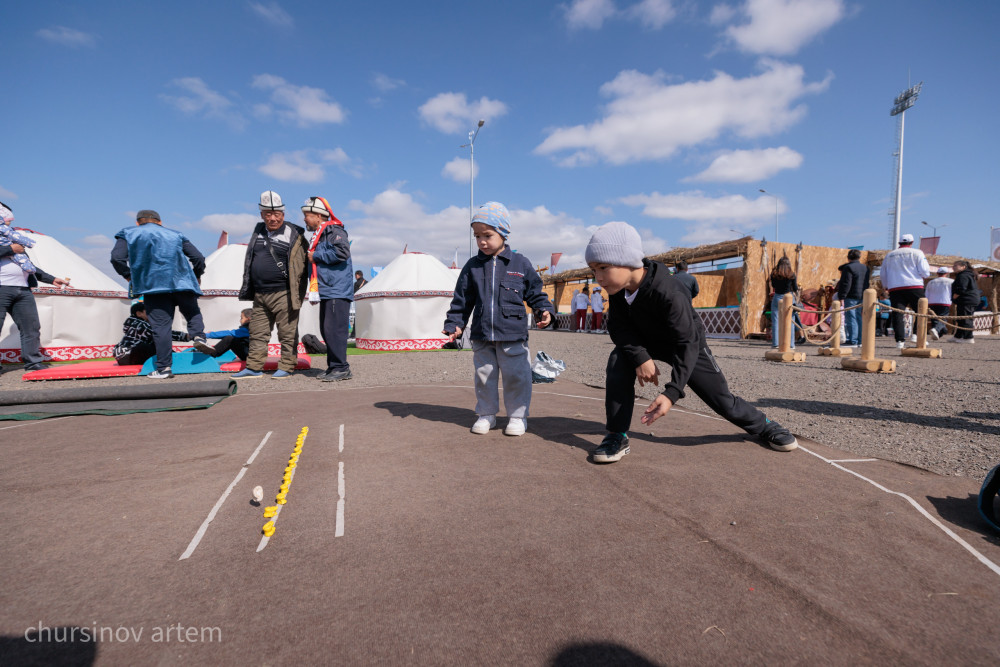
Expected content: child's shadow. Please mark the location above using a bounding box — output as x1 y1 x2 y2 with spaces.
373 401 739 455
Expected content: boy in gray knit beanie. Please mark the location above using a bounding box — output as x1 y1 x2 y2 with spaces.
584 222 798 463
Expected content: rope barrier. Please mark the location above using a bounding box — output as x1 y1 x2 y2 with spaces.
789 302 864 316
880 304 999 332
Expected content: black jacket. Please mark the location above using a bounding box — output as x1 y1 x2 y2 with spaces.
835 260 870 301
951 269 981 303
672 270 699 300
608 259 705 405
0 245 58 287
238 222 310 308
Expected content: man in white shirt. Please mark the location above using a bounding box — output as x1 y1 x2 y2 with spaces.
0 201 71 371
880 233 930 349
924 267 953 341
590 285 605 332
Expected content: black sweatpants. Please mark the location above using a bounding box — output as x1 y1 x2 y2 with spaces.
212 335 250 361
605 345 768 436
954 299 978 340
889 287 925 343
144 291 205 372
320 297 351 373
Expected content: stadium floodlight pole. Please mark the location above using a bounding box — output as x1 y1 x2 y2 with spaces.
461 119 486 258
889 81 923 249
758 189 779 243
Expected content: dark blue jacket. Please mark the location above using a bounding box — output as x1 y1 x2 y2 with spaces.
444 246 553 342
111 223 204 295
311 223 354 300
835 260 870 301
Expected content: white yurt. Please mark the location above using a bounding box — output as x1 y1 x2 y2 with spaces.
198 243 321 353
354 252 458 350
0 228 131 362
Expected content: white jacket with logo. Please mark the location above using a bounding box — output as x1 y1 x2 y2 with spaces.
925 277 953 305
881 247 930 291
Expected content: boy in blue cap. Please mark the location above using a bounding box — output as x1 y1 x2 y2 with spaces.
585 222 798 463
443 202 554 436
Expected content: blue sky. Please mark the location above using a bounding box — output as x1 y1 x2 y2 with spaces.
3 0 999 283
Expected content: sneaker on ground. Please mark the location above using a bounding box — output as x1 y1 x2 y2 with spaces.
471 415 496 434
321 369 353 382
909 333 918 342
192 336 215 355
928 329 939 341
592 432 630 463
759 421 798 452
148 367 173 379
896 341 906 349
231 368 263 378
271 369 292 379
505 417 526 436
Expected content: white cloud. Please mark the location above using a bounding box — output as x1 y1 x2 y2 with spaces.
161 78 247 130
594 205 613 216
372 73 405 92
564 0 617 30
722 0 846 56
258 148 356 183
191 213 261 240
252 74 347 127
709 4 738 25
343 187 667 271
0 185 17 201
36 26 96 48
621 190 786 244
627 0 677 29
535 60 831 166
248 2 294 27
685 146 803 183
418 93 508 134
442 157 477 183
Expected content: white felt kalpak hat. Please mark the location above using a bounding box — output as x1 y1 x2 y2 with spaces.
259 190 285 211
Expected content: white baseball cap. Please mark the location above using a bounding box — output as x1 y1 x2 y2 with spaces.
899 233 914 244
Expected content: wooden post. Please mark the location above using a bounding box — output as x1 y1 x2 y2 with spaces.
765 293 805 362
818 299 852 356
902 296 942 358
842 289 896 372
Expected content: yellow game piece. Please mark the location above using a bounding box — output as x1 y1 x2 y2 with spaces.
263 507 276 518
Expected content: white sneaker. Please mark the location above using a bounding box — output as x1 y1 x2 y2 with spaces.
504 417 526 436
148 367 173 379
909 334 918 342
896 341 906 349
929 329 939 341
471 415 496 434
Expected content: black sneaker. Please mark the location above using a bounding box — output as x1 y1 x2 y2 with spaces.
759 421 798 452
321 368 353 382
23 363 51 372
592 432 630 463
192 336 215 355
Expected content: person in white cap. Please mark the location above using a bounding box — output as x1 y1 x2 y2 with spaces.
880 233 930 349
301 195 354 381
924 267 953 340
233 191 310 378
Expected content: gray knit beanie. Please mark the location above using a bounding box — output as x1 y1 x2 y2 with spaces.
585 222 645 268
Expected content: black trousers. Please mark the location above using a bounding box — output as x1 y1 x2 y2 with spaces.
144 291 205 372
888 288 925 342
929 304 950 337
320 298 351 372
605 345 767 436
212 335 249 361
116 341 155 366
954 299 978 339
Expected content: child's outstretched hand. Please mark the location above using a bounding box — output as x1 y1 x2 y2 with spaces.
641 395 673 425
635 359 659 387
443 326 462 342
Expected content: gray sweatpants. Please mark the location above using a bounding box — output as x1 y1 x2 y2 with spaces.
472 340 532 419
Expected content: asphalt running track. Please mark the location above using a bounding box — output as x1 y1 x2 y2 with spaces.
1 381 998 665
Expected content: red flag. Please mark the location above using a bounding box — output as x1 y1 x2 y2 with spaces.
550 252 562 271
918 236 939 256
217 231 228 248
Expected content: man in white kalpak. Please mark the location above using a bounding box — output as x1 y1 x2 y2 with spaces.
880 233 931 349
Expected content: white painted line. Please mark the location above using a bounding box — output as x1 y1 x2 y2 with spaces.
180 431 272 560
339 423 344 453
336 461 345 538
799 444 1000 578
0 416 69 430
828 458 879 463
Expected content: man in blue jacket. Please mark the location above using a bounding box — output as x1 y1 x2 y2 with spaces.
302 196 354 381
111 210 212 378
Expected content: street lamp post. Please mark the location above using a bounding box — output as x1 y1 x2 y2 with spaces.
921 220 946 238
461 119 485 257
758 189 779 243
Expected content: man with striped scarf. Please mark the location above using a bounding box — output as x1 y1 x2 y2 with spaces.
302 196 354 382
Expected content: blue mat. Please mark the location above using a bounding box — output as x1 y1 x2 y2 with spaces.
139 349 236 376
